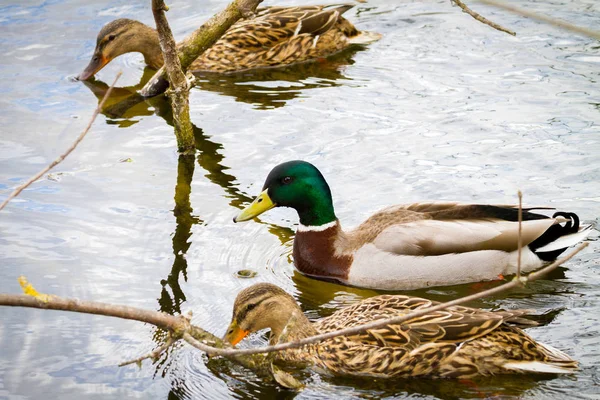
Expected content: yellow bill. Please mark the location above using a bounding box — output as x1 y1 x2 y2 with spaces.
234 189 275 222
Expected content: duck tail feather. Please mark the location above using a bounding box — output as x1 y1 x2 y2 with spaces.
503 361 577 374
535 224 592 253
347 30 382 45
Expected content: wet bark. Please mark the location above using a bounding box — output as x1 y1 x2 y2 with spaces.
151 0 195 152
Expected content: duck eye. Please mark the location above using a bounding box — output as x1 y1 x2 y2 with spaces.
246 303 257 312
281 176 292 185
108 34 116 41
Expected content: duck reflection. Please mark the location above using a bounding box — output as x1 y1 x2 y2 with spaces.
80 68 165 126
158 154 199 316
81 47 358 113
193 47 359 110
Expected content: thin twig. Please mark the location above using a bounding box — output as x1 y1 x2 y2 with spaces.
178 243 589 358
119 335 177 367
0 72 123 212
517 190 523 279
452 0 516 36
477 0 600 40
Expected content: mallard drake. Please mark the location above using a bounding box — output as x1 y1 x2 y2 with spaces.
224 283 578 378
78 5 381 80
233 161 591 290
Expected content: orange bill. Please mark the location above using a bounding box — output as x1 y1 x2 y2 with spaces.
224 321 250 346
78 53 109 81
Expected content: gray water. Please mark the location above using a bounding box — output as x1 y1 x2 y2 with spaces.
1 0 599 399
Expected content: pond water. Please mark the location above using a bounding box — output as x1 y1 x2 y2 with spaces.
1 0 599 399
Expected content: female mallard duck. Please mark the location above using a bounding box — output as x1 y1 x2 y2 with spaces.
78 5 381 80
233 161 591 290
225 283 578 378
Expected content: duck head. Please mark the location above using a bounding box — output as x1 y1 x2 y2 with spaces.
234 160 337 227
78 19 162 80
224 283 306 345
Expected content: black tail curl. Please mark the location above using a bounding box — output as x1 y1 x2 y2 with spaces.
529 212 580 262
552 212 580 234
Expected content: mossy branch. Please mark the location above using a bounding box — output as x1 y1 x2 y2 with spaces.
140 0 263 98
151 0 195 152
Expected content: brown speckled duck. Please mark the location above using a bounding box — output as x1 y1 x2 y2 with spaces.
78 5 381 80
224 283 578 379
233 161 592 290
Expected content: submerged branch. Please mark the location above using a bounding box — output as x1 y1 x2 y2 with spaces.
119 334 177 367
0 72 122 212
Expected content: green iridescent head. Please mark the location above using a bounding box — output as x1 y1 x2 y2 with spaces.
234 160 337 226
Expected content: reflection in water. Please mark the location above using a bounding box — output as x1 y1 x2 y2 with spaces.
82 47 358 113
81 68 165 126
193 48 359 110
159 154 199 316
327 373 551 399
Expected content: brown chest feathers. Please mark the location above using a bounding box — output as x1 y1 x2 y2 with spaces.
293 223 353 282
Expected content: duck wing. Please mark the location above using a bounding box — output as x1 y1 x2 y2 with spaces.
224 5 353 50
317 295 534 349
353 202 569 256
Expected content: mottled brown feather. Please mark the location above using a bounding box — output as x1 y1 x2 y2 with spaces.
223 285 578 379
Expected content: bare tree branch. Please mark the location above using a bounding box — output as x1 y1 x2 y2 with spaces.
119 334 177 367
517 190 523 279
452 0 516 36
477 0 600 40
0 72 122 212
151 0 195 152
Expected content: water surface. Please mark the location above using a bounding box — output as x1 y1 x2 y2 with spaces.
1 0 599 399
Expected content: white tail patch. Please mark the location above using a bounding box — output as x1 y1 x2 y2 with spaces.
536 225 593 253
503 361 576 374
347 31 382 45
